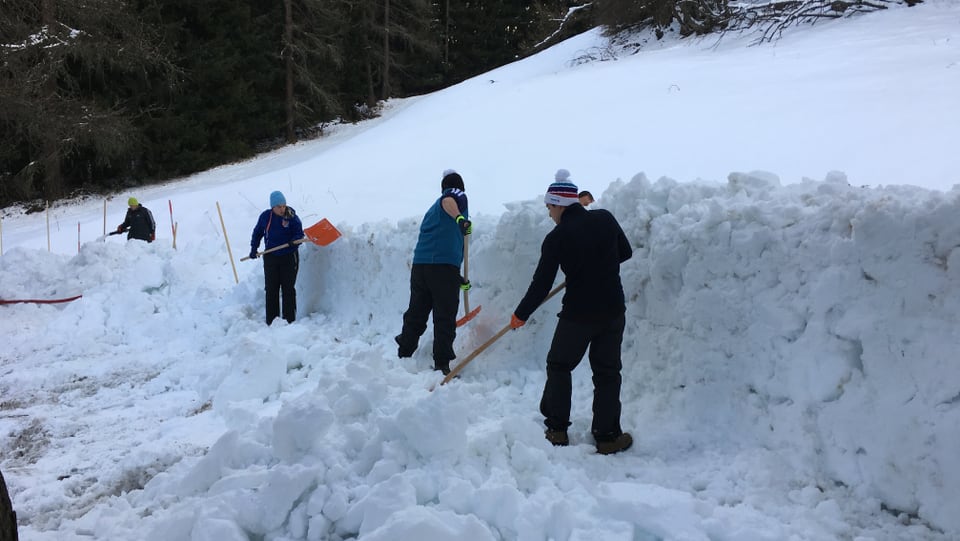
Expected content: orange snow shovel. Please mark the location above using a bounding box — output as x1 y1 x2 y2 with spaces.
304 218 341 246
456 235 481 327
241 218 341 261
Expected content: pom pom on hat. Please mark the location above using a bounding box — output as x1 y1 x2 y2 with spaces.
128 197 139 206
544 169 579 206
270 191 286 207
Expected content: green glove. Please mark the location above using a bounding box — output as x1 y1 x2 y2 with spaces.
456 215 472 236
460 277 471 292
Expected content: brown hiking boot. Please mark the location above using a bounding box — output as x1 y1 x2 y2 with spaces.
596 432 632 455
545 429 569 447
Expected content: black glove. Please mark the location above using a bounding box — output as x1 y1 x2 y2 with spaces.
456 215 472 236
249 249 258 259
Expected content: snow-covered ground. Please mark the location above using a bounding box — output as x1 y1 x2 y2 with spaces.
2 3 959 540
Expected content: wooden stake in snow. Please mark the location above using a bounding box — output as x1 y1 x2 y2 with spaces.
216 201 239 284
46 201 51 252
103 199 107 236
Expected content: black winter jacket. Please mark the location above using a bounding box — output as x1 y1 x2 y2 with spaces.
119 206 156 242
515 204 632 323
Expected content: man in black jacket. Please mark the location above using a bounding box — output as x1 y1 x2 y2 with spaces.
511 169 633 455
116 197 156 242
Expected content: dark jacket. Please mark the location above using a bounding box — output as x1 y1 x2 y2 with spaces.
515 204 632 322
251 207 305 256
119 206 156 242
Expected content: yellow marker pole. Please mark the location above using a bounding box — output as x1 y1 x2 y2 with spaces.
216 201 239 284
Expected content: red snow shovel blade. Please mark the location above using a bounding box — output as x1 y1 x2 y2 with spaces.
456 305 481 327
304 218 341 246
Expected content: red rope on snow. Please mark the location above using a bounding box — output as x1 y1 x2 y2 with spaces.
0 295 82 305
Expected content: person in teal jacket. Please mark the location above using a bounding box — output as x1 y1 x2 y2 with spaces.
395 169 471 375
249 191 305 325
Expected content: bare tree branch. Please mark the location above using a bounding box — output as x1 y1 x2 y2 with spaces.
728 0 896 44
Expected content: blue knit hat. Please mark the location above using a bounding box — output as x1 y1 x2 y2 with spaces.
270 191 286 207
544 169 579 206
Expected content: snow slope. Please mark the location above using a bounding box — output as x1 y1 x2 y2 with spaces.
2 3 959 540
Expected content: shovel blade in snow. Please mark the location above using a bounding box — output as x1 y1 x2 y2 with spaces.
456 305 481 327
304 218 341 246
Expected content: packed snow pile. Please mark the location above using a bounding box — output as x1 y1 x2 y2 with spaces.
2 171 958 540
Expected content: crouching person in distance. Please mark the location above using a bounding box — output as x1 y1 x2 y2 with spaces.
116 197 156 242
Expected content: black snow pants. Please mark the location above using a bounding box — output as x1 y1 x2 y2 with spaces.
397 263 461 366
264 251 299 325
540 314 626 441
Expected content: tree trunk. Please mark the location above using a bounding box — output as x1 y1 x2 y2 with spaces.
40 0 63 199
284 0 296 143
0 468 17 541
365 59 376 106
444 0 449 68
382 0 390 99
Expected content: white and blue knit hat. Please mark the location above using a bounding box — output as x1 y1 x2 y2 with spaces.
544 169 579 206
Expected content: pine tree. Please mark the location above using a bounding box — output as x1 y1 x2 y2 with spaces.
282 0 344 142
0 0 172 203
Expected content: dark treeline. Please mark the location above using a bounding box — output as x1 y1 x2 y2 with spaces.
0 0 903 209
0 0 595 208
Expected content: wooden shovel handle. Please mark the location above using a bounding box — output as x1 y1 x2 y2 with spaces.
441 324 511 385
440 281 566 386
463 236 471 313
240 238 304 261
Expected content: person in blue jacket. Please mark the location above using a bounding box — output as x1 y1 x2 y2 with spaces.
249 191 305 325
395 169 472 375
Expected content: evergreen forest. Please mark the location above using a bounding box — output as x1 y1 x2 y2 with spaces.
0 0 903 208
